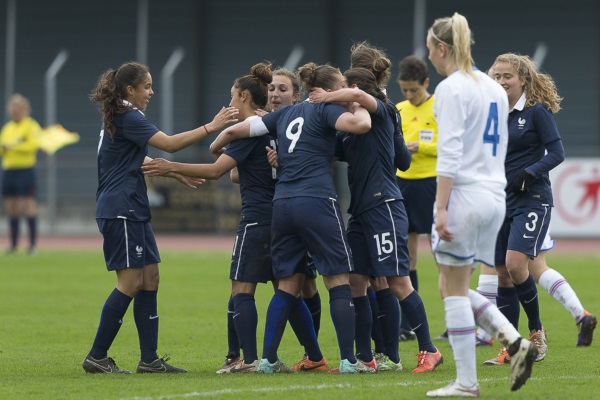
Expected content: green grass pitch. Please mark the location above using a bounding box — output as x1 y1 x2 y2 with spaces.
0 248 599 399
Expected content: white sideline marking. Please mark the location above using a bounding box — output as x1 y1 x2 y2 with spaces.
119 376 600 400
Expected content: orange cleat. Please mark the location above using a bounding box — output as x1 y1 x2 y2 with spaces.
411 348 443 373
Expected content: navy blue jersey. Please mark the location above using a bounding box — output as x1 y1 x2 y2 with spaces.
506 103 561 209
262 101 346 201
96 108 158 220
224 135 276 223
335 98 402 215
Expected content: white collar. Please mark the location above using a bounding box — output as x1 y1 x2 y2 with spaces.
512 92 526 112
121 99 145 115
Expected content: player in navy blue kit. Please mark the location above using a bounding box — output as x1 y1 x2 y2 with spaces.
83 61 238 374
142 63 325 374
348 41 411 359
483 53 592 366
310 67 442 374
210 62 374 373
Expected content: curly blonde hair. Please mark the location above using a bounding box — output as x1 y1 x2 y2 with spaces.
493 53 562 113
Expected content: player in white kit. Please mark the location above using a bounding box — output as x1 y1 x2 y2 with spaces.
425 13 538 398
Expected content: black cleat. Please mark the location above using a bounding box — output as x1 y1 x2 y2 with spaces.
507 338 538 391
137 356 188 373
82 354 132 374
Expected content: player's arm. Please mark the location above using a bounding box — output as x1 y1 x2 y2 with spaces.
310 87 378 113
142 154 237 180
148 106 239 153
335 107 371 134
435 175 454 242
394 130 412 171
143 156 205 188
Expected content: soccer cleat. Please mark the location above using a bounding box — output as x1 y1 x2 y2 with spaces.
483 348 510 365
291 355 329 372
216 353 241 374
229 359 259 373
426 380 481 398
434 330 448 341
576 311 597 347
529 327 548 361
374 353 403 371
334 359 377 373
137 356 188 373
506 337 538 391
475 336 494 347
356 355 378 371
82 354 132 374
257 358 295 374
399 328 417 341
412 348 443 373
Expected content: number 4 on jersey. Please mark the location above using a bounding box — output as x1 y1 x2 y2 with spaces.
483 102 499 156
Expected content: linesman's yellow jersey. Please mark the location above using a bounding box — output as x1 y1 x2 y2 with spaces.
0 116 41 170
395 95 437 179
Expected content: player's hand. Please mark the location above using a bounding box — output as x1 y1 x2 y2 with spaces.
170 173 205 189
206 106 239 133
255 108 270 117
308 87 328 104
141 158 172 176
510 169 535 192
407 142 419 154
266 146 278 168
435 208 453 242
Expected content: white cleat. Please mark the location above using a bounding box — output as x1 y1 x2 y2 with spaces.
426 381 480 397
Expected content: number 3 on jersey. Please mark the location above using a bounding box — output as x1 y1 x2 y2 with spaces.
482 102 499 156
286 117 304 153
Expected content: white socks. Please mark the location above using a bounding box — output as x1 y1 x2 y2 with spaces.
468 289 520 348
475 274 498 341
538 268 585 322
444 296 477 388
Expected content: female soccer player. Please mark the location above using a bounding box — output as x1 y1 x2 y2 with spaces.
0 94 41 255
143 63 327 374
425 13 538 397
348 41 412 364
310 67 443 374
210 62 374 373
483 53 596 365
83 61 238 374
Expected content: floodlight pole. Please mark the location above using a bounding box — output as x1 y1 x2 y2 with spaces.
159 47 185 160
44 49 69 231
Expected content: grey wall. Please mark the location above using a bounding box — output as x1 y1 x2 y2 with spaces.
0 0 598 232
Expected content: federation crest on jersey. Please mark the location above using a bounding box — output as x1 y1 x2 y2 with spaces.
518 118 526 129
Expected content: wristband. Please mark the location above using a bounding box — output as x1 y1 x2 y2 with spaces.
203 125 210 135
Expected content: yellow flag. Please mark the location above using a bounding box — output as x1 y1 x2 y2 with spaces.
38 124 80 154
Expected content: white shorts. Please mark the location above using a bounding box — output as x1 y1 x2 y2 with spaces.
432 187 505 267
541 232 554 252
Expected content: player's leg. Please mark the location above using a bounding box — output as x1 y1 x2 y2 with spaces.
532 249 597 346
83 218 142 374
399 232 420 341
22 168 37 253
134 223 186 373
2 170 20 252
475 264 498 345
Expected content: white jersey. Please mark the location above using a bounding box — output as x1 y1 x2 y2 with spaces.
434 69 508 195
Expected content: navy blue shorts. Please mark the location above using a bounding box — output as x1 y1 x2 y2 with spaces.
1 168 36 197
97 218 161 271
305 253 318 280
230 221 273 283
396 177 435 234
271 197 353 279
347 200 410 278
494 205 551 265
